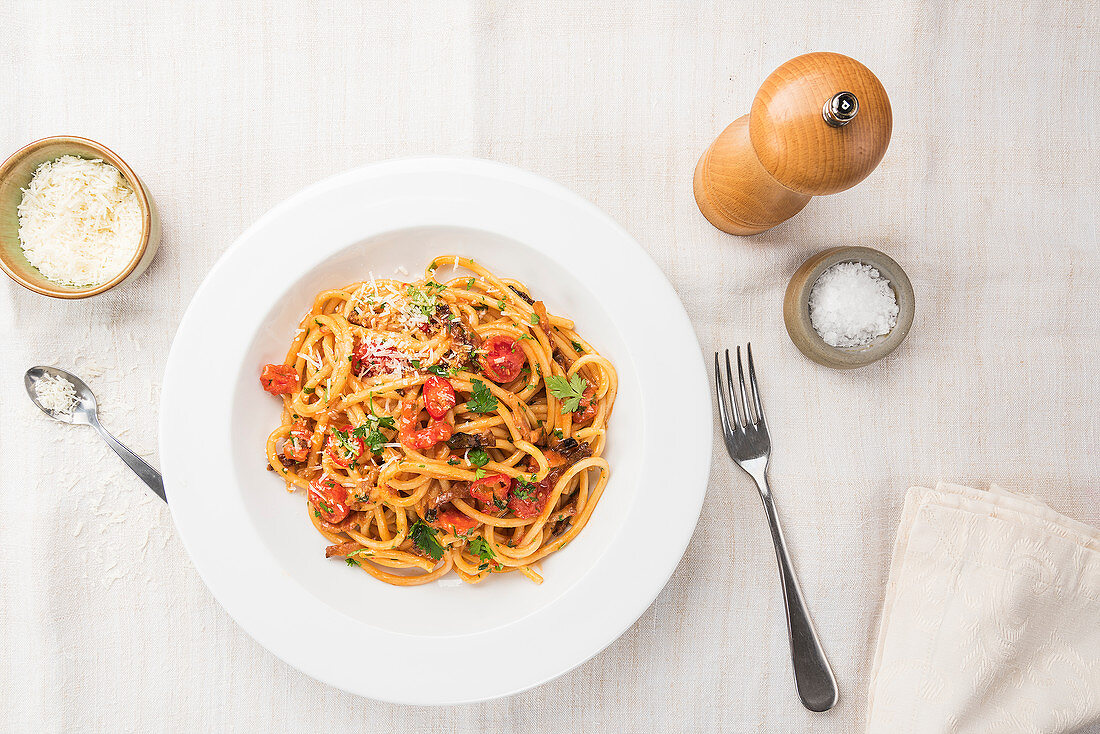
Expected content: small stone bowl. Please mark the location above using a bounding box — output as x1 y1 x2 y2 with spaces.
783 246 914 369
0 135 160 299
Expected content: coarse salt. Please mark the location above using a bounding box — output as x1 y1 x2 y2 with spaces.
808 261 898 348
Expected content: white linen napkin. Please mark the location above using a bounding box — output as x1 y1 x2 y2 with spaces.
866 483 1100 734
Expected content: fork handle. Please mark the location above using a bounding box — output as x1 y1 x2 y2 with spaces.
756 477 838 712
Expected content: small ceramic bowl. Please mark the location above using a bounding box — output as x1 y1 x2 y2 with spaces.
0 136 160 298
783 246 914 369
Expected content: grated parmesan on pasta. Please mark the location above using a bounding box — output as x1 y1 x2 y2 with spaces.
17 155 142 286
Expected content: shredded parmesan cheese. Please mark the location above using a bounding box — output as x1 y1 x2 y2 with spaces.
17 155 142 286
33 373 80 416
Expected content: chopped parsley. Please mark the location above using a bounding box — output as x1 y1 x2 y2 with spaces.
530 313 540 325
427 364 453 377
468 448 489 467
546 374 588 413
466 379 498 413
571 340 584 353
409 520 444 560
447 457 459 466
346 557 360 567
513 481 538 501
497 299 506 311
406 283 445 317
303 387 315 395
351 414 396 455
331 427 362 458
410 359 421 368
474 468 487 479
465 278 475 290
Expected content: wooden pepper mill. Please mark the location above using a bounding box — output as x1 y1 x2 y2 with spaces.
694 52 892 236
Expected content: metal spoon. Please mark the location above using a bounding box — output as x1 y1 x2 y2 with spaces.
24 366 166 502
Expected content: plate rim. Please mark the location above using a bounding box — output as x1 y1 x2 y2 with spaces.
160 157 712 704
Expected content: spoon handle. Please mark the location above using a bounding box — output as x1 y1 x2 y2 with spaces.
91 416 166 503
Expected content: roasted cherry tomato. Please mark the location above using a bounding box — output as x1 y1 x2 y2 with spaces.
480 334 525 383
432 508 479 534
284 419 312 462
423 376 457 418
469 473 513 509
260 363 299 395
351 339 406 377
309 476 349 524
574 384 597 423
398 405 454 451
509 479 551 519
325 425 365 468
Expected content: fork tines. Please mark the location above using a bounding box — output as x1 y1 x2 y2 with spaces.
714 344 766 431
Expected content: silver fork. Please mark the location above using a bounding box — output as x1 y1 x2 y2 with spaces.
714 345 838 712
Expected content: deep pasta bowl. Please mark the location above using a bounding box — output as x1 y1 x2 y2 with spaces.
160 158 712 704
0 135 160 298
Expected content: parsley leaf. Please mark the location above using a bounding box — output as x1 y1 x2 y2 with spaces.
351 414 396 455
530 313 540 325
468 536 495 562
466 379 498 413
474 468 487 479
468 448 489 467
427 365 452 377
409 520 444 560
465 278 475 290
410 359 421 368
346 557 360 567
546 374 588 413
571 340 584 353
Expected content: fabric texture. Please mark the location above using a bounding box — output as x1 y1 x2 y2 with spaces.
867 484 1100 733
0 1 1097 732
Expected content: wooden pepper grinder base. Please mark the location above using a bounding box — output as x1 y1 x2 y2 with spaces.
695 52 892 236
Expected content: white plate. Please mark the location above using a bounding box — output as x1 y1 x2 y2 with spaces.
160 158 711 704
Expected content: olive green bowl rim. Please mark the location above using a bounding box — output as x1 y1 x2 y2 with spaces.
0 135 154 299
783 246 915 369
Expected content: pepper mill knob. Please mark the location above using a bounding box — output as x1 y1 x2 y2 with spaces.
694 52 892 235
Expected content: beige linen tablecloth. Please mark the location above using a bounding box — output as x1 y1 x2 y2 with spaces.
1 2 1097 732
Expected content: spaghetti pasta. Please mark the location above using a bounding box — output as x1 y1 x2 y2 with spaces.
261 256 616 586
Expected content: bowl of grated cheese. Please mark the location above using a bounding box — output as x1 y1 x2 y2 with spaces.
0 136 160 298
